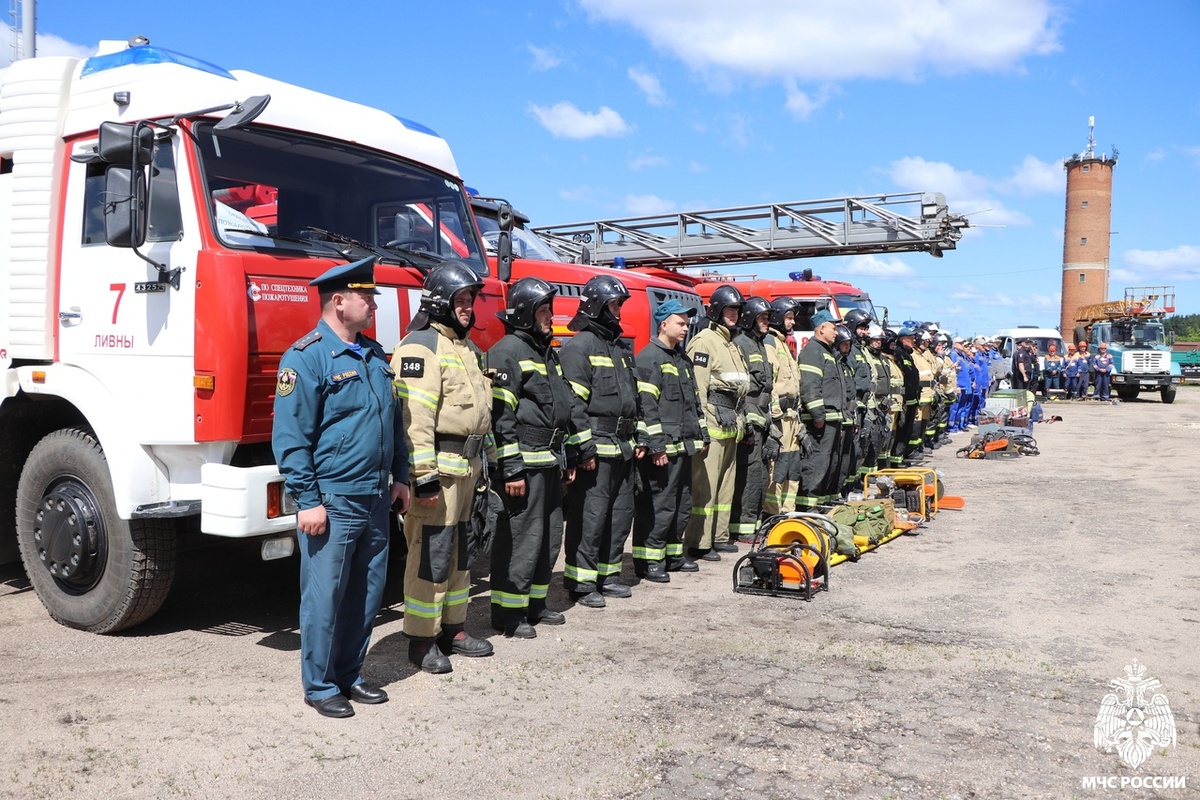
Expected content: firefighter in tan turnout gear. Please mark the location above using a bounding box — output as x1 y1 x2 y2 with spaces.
684 285 749 561
392 263 495 674
763 296 804 517
560 276 642 608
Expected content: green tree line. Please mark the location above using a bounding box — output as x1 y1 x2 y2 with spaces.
1163 314 1200 341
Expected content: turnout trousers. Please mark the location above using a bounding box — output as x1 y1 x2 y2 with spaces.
402 462 481 641
730 427 767 541
895 402 917 463
564 456 634 593
632 453 692 572
491 466 564 622
685 437 737 550
882 409 903 467
798 421 837 508
764 416 801 516
298 491 390 701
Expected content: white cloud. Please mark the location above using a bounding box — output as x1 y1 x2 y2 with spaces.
578 0 1060 83
1005 155 1063 195
528 101 632 139
687 160 708 173
559 185 603 204
1 27 95 67
628 152 668 170
528 44 563 71
839 254 916 281
628 66 667 106
886 156 1032 227
625 193 675 215
1145 147 1167 163
1121 245 1200 280
783 82 837 121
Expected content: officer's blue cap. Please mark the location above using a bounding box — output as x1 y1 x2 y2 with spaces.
898 325 916 336
309 255 380 295
653 298 697 328
811 309 839 327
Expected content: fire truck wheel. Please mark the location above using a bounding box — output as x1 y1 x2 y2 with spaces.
1116 387 1139 402
1161 386 1176 404
15 427 177 633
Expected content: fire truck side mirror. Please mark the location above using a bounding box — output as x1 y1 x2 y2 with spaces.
103 166 148 249
98 121 154 167
495 202 514 283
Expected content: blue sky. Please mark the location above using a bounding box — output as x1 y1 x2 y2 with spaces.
6 0 1199 336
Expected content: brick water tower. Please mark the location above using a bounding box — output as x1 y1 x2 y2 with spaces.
1060 117 1117 338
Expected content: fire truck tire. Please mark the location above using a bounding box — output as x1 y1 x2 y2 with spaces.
15 427 177 633
1160 386 1176 404
1116 387 1139 402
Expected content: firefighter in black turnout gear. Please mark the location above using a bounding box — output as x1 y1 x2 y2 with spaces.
892 327 923 465
832 324 859 499
730 296 773 543
840 308 874 495
560 276 643 608
797 310 844 507
632 299 707 581
488 278 577 638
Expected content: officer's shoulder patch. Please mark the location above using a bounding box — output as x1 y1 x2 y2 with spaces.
398 356 425 378
692 351 710 367
276 367 298 397
292 330 322 351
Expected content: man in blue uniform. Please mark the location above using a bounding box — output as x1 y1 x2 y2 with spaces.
272 256 410 719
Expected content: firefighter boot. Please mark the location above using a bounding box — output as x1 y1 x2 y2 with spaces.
527 603 566 626
491 608 537 639
636 562 671 583
408 639 452 675
438 625 494 658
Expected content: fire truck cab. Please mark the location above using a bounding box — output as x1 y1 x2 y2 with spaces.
0 40 506 632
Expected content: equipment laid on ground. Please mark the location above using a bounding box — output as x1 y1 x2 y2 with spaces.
956 431 1039 459
1074 286 1183 403
733 512 834 600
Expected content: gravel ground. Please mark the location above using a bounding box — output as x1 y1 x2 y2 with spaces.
1 390 1197 799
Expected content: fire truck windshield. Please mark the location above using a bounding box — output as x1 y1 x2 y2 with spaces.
833 293 877 321
476 215 564 262
194 122 488 275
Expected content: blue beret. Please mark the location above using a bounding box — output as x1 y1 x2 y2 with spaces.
653 298 698 328
310 255 380 294
810 309 839 327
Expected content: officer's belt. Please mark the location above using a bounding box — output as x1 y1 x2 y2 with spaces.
516 424 565 450
708 391 745 412
436 433 485 458
589 415 637 437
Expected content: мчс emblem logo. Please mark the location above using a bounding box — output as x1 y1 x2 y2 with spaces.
1093 659 1177 769
276 367 298 398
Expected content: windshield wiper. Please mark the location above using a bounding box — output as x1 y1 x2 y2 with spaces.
304 226 437 272
222 228 353 258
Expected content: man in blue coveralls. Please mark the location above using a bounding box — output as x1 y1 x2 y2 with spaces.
272 256 410 719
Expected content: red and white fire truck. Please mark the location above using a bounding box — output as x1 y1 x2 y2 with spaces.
0 39 512 632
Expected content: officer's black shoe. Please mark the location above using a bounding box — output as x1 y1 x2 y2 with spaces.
306 695 355 718
438 627 494 658
409 640 453 674
572 590 606 608
344 683 388 704
712 542 739 553
667 557 699 573
528 607 566 625
599 582 632 598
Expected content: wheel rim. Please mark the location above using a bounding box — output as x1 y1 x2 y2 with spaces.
31 477 108 593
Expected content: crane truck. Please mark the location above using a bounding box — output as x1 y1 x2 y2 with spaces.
1074 286 1183 403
